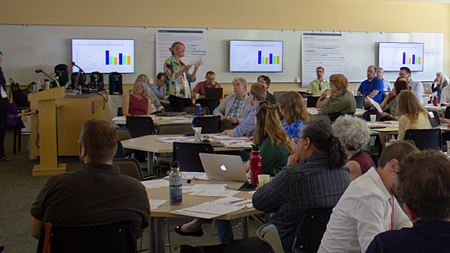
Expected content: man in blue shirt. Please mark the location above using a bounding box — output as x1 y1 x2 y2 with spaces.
357 65 384 107
150 72 165 100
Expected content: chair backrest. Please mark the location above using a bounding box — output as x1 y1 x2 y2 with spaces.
157 123 194 135
307 96 320 108
116 127 132 141
126 116 155 138
183 106 209 115
168 95 194 112
445 106 450 119
117 107 123 116
354 96 364 109
273 91 286 104
196 98 220 114
309 114 330 123
173 142 214 172
37 221 136 253
204 88 223 99
292 207 333 253
403 129 442 151
113 157 144 181
257 224 284 253
193 116 221 134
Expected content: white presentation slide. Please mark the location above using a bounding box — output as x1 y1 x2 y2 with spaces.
230 40 283 72
379 42 424 72
72 39 135 73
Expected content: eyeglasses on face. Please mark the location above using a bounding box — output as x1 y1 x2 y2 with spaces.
76 140 82 146
135 84 144 88
293 136 304 144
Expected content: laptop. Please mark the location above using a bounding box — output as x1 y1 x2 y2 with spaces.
428 110 441 128
205 88 223 99
423 83 433 95
199 153 248 182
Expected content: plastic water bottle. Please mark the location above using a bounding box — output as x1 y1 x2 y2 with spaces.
169 160 182 205
250 145 262 185
195 103 201 116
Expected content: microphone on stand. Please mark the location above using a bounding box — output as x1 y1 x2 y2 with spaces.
35 69 52 79
72 62 86 92
35 69 60 88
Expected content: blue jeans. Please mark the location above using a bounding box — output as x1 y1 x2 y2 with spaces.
196 218 234 244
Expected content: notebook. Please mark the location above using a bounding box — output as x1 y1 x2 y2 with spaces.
205 88 223 99
199 153 248 182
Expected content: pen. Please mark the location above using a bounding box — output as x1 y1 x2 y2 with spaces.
229 199 246 204
225 186 237 190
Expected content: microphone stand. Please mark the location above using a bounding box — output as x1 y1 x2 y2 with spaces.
35 69 60 88
72 62 85 92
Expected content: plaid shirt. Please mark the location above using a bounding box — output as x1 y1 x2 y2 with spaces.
253 153 351 252
227 96 245 119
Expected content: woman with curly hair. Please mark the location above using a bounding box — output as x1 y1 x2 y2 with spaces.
396 90 431 140
279 91 309 151
332 115 375 180
244 101 293 176
319 74 356 115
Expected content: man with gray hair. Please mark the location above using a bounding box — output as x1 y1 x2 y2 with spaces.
213 77 252 131
377 67 392 92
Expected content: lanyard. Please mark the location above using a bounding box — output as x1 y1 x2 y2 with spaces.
390 196 394 230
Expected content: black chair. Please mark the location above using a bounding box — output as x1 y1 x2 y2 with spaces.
354 96 364 109
403 129 442 151
292 207 333 253
117 107 123 116
173 142 214 172
37 221 137 253
445 106 450 119
327 112 354 122
183 106 209 115
126 116 156 138
306 96 320 108
168 95 194 112
157 124 194 135
193 116 221 134
113 157 145 181
195 98 220 115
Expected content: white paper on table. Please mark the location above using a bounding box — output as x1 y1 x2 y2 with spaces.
141 179 169 189
171 202 245 219
212 197 253 208
149 199 167 210
220 140 252 148
367 97 383 113
189 184 227 191
112 116 126 122
189 190 239 197
156 136 191 144
182 184 195 192
208 134 248 140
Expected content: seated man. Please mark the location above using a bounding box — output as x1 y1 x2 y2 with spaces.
222 83 265 137
377 67 392 92
308 66 330 96
441 84 450 105
318 141 417 253
367 150 450 253
193 71 222 99
253 120 351 252
399 66 424 104
30 119 151 239
150 72 166 100
357 65 384 107
213 77 252 131
257 75 276 104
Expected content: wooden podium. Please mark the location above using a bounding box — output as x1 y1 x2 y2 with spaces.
28 87 67 176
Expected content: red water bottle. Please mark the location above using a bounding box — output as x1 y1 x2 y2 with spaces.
250 145 262 184
433 96 438 106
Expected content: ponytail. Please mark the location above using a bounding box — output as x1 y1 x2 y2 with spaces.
327 136 347 168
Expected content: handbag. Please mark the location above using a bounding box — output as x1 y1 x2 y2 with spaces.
10 78 30 108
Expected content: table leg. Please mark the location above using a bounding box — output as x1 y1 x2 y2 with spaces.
149 217 165 253
241 216 249 238
147 151 154 173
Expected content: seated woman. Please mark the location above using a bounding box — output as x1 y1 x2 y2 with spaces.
332 115 375 180
319 74 356 116
279 91 309 153
244 101 293 176
379 80 409 121
121 78 152 116
432 71 449 104
395 90 431 141
136 74 165 113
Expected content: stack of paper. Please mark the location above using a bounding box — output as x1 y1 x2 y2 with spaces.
156 136 191 144
141 179 169 189
171 202 246 219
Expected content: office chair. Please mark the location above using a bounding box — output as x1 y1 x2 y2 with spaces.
183 106 209 115
37 221 137 253
173 142 214 172
306 96 320 108
193 116 221 134
292 207 333 253
168 95 194 112
403 129 442 151
309 114 330 123
113 158 145 181
224 224 280 253
195 98 220 115
126 116 156 138
157 123 194 135
116 127 133 157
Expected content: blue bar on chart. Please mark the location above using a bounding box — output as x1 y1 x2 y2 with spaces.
402 52 405 64
269 54 273 64
119 53 123 65
412 54 415 64
106 50 110 65
258 51 262 64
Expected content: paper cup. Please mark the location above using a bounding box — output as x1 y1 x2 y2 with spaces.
370 114 376 122
194 127 202 143
258 174 270 187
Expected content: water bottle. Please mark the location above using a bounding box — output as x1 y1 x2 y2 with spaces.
44 79 50 90
195 103 201 116
250 144 262 185
169 160 182 205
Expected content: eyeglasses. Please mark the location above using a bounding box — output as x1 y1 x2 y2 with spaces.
258 80 267 84
135 84 144 88
293 136 304 144
76 140 82 146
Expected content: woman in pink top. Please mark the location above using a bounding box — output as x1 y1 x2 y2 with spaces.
122 78 152 116
332 115 375 180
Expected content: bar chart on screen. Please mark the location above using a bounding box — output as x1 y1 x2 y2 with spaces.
378 42 424 72
229 40 283 72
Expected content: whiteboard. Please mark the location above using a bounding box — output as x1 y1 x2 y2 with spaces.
0 25 442 87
